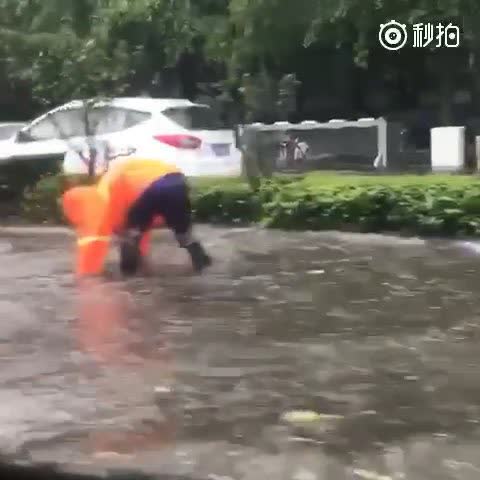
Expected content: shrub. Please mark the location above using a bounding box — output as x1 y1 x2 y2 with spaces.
0 156 63 202
12 172 480 237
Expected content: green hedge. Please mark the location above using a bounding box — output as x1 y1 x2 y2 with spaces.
15 173 480 237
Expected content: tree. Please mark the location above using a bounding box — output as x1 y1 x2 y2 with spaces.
105 0 198 94
303 0 480 122
0 0 132 176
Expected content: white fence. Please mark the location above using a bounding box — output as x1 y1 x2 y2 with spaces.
237 118 446 174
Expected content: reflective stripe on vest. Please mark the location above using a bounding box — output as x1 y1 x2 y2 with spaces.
77 236 110 247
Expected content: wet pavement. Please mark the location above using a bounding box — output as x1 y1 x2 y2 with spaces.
1 226 480 479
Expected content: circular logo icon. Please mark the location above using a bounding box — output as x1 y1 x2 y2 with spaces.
379 20 408 51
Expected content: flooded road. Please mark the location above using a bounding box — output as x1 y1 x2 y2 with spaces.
1 226 480 479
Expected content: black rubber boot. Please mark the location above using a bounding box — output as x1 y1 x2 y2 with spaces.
119 230 142 275
185 242 212 273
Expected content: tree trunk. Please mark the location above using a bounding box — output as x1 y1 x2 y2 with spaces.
83 102 96 178
469 50 480 112
433 49 458 126
439 72 453 126
87 148 97 178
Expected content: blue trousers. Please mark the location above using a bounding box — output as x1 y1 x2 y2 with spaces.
126 173 191 238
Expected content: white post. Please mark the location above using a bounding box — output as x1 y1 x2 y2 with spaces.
430 126 465 172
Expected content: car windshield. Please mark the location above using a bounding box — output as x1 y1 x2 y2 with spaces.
162 106 224 130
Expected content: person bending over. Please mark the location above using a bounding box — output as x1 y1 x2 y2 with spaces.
62 157 211 277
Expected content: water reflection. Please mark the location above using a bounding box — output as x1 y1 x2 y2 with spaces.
74 278 178 456
75 280 131 364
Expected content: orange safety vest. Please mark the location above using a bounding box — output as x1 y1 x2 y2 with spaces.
62 158 181 276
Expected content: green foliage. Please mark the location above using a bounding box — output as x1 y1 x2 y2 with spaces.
1 0 479 124
221 0 316 71
106 0 197 74
30 36 130 106
0 156 63 202
0 2 129 106
239 71 300 122
265 176 480 236
21 174 67 223
14 172 480 237
191 183 262 224
0 0 196 107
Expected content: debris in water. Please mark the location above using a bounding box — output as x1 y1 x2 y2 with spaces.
208 475 234 480
307 269 325 275
153 385 175 413
292 467 317 480
281 410 343 424
353 469 393 480
93 451 132 460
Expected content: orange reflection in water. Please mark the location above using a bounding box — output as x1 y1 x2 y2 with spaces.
88 419 177 456
75 279 133 364
74 278 178 456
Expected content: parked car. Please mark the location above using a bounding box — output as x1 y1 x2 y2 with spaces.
0 98 242 180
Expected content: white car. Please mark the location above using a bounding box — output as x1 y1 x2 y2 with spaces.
0 97 242 177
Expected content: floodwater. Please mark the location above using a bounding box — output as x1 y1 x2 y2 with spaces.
1 226 480 479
